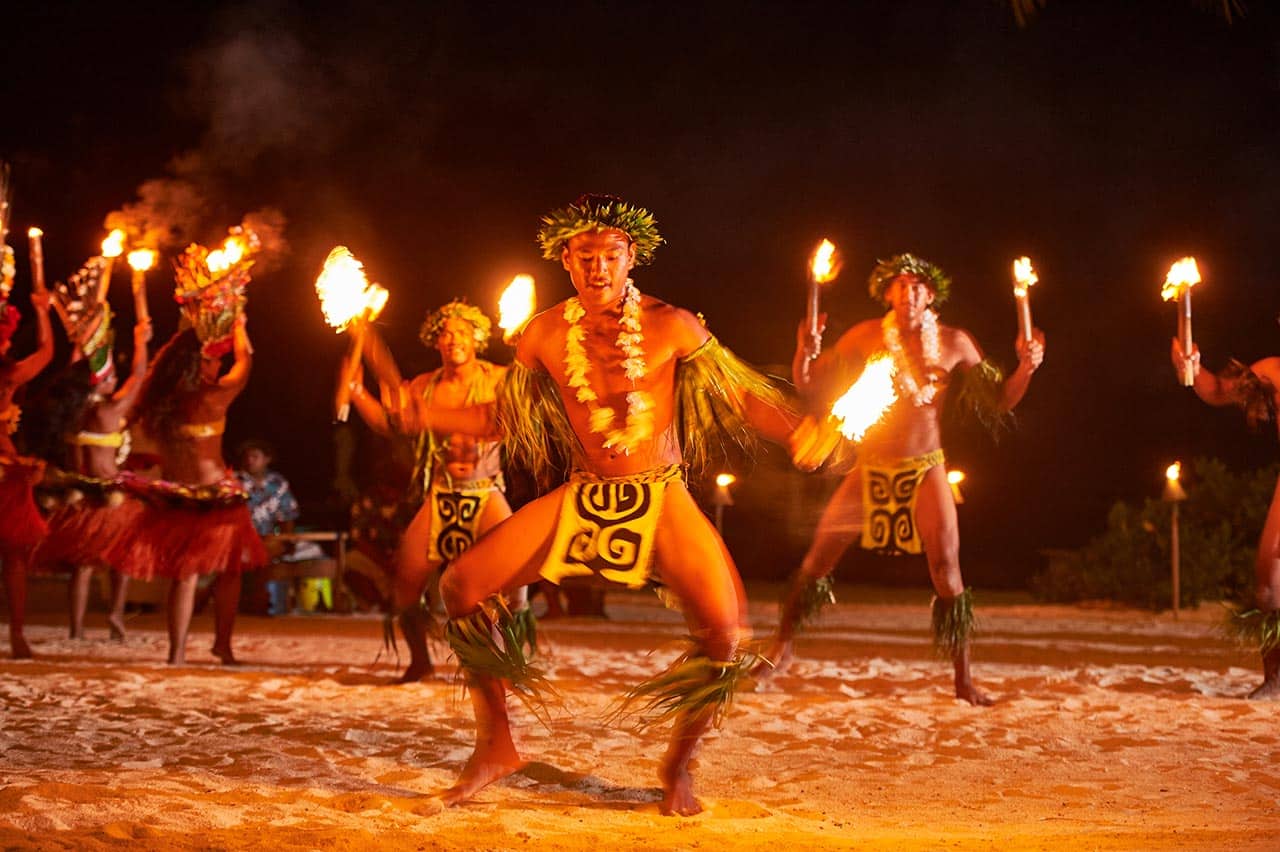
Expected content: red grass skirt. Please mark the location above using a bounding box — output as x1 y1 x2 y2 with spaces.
107 473 269 581
0 454 47 553
34 494 145 572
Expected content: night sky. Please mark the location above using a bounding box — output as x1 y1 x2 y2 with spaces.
4 1 1279 584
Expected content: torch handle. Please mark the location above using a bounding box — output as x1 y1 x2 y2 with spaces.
334 316 369 422
1178 289 1194 387
131 269 150 325
28 233 46 295
1016 293 1033 344
97 258 114 304
806 278 820 343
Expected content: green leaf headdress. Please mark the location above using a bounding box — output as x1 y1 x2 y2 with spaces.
868 253 952 307
418 299 492 353
537 194 664 266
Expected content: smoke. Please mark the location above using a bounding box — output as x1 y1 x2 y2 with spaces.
102 174 207 251
241 207 288 273
104 7 328 262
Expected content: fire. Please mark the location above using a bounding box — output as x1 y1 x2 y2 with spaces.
206 235 249 275
830 354 898 441
498 274 536 341
947 470 966 485
315 246 388 331
810 238 840 284
101 229 126 258
1013 256 1038 297
1166 461 1182 483
127 249 157 272
27 227 42 238
715 473 736 488
1161 257 1201 301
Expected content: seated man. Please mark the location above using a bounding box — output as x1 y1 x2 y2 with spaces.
235 439 301 614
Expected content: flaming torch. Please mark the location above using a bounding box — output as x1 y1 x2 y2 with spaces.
498 274 536 344
1162 257 1200 387
315 246 389 422
27 227 46 295
1012 256 1038 344
830 354 898 441
127 249 156 324
792 353 898 471
98 228 125 303
807 238 841 343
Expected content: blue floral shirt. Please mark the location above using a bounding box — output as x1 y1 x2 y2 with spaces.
235 470 300 536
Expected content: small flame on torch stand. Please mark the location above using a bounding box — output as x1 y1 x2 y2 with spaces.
98 229 125 303
127 249 156 324
807 238 841 344
712 472 736 534
315 247 389 422
947 469 966 504
1012 256 1038 344
1162 257 1200 388
27 227 47 295
1163 461 1187 616
498 274 536 344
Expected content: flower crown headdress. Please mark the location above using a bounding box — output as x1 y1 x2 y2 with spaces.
537 194 663 266
174 225 260 357
52 257 116 384
868 253 952 307
419 299 492 352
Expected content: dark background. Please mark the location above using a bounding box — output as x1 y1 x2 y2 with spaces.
3 0 1278 586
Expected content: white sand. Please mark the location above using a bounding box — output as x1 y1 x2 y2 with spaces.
2 586 1277 850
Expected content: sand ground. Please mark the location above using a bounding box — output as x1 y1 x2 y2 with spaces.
2 584 1277 850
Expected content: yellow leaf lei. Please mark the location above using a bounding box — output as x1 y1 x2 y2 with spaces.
563 281 655 454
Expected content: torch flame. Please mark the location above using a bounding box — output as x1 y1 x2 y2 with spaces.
498 274 536 341
206 235 249 275
1161 257 1201 301
830 354 898 441
1166 461 1182 483
27 227 42 238
127 249 157 272
101 229 125 258
947 470 966 485
315 246 389 331
1013 256 1038 297
810 238 840 284
715 473 736 488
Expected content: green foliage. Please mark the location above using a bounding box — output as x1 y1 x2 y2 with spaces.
610 646 761 732
931 588 976 658
867 253 952 307
1031 458 1277 610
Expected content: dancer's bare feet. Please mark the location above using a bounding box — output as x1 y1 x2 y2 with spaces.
438 742 525 806
10 634 32 659
107 613 126 642
1246 676 1280 700
167 647 186 665
211 643 239 665
394 661 435 684
955 679 995 706
659 759 703 816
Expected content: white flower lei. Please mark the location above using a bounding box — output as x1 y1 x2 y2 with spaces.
563 280 655 454
881 308 941 406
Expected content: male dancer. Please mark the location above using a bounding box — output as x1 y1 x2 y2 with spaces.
398 195 795 815
350 300 518 682
1173 337 1280 699
760 253 1044 705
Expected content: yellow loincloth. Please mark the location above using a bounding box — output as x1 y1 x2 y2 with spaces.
427 474 501 563
860 449 946 555
541 465 681 589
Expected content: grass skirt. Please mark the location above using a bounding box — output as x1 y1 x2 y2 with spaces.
0 454 47 553
34 486 144 572
107 473 268 580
